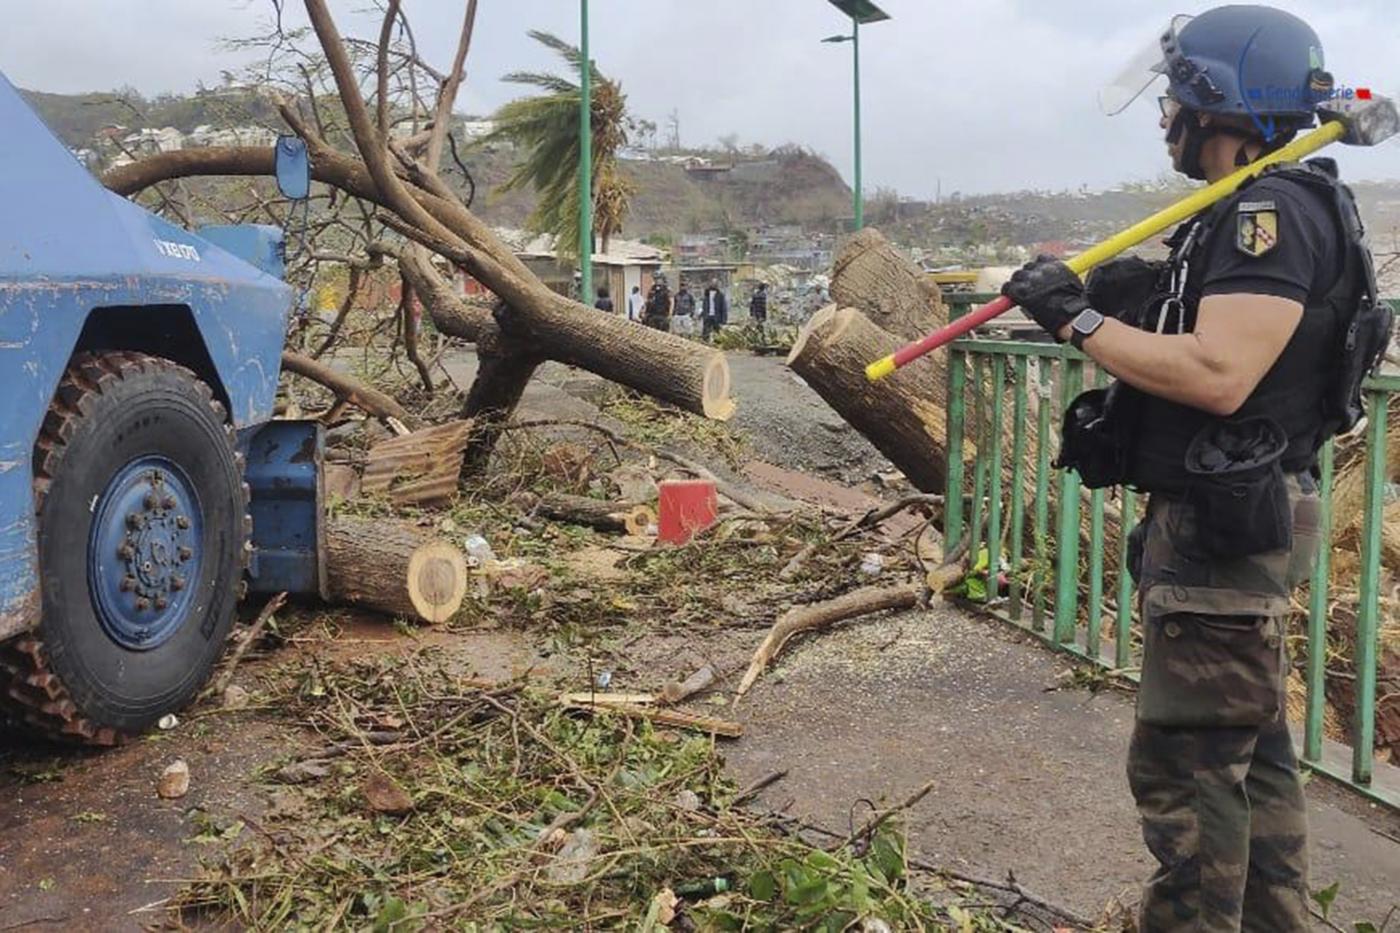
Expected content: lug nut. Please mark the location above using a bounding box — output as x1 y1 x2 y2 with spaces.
154 597 168 610
134 598 150 611
119 575 137 592
117 543 135 561
170 576 186 592
143 493 159 511
126 513 143 529
176 515 190 530
178 546 192 562
161 496 176 510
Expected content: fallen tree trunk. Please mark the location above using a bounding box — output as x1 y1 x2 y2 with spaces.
531 492 656 535
392 227 734 421
788 306 949 493
104 112 735 423
325 515 468 623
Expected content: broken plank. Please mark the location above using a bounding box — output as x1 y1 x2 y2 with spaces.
361 419 474 507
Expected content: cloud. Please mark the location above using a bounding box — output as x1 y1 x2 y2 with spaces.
3 0 1396 195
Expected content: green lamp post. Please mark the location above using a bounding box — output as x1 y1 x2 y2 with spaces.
822 0 890 231
578 0 593 302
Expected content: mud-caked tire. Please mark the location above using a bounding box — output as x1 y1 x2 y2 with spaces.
0 352 248 742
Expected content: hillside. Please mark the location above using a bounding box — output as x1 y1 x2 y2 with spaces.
21 86 281 142
22 86 1398 277
439 144 852 240
22 86 853 244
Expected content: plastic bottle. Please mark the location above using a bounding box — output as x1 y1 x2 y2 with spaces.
674 877 731 898
464 534 496 567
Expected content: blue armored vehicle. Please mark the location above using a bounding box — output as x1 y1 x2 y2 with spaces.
0 74 317 743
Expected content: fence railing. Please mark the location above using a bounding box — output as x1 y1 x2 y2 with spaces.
942 293 1400 809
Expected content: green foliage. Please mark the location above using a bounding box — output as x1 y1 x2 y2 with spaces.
1313 880 1340 920
172 650 1010 930
480 30 632 260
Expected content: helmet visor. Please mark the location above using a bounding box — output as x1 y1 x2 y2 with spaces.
1098 14 1193 116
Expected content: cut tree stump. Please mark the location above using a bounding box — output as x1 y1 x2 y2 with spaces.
788 306 950 493
325 515 468 622
830 227 946 341
361 419 474 507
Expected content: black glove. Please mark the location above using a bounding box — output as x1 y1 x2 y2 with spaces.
1085 256 1166 322
1001 254 1089 342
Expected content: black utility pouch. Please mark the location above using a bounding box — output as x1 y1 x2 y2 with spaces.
1184 417 1292 558
1055 383 1139 489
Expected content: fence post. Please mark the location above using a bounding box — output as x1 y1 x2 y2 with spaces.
1353 390 1387 786
944 348 966 564
1008 356 1029 619
987 356 1005 602
1304 439 1334 765
1053 354 1083 645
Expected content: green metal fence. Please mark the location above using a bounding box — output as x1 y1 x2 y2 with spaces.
942 293 1400 809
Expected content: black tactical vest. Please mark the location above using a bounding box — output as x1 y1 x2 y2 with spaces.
1123 160 1376 493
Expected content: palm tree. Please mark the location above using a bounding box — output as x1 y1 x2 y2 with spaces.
482 30 633 260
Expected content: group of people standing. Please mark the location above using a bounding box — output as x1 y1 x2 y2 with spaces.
594 275 768 342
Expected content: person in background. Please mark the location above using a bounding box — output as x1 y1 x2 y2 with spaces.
700 280 728 341
672 283 696 337
643 272 673 331
749 282 769 326
626 285 643 323
594 285 614 313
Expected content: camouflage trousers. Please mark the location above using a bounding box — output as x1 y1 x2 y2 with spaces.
1127 481 1320 931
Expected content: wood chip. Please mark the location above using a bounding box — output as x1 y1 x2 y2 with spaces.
157 759 190 799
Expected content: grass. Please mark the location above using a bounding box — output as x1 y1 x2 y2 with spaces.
171 650 1031 931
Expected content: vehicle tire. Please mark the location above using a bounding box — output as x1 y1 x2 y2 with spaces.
0 352 248 742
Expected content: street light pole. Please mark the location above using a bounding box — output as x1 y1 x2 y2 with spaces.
578 0 593 302
852 17 862 230
822 0 888 232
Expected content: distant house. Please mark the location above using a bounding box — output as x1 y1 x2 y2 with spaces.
459 120 496 140
467 229 665 304
187 124 277 148
122 126 185 153
675 234 728 263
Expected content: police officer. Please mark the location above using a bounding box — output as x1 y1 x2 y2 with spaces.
643 271 673 332
1002 7 1381 930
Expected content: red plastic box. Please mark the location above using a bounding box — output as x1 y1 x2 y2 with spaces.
657 479 718 544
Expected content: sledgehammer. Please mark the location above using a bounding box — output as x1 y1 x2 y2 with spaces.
864 94 1400 382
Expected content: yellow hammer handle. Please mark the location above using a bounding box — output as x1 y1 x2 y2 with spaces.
1064 119 1346 276
863 118 1347 383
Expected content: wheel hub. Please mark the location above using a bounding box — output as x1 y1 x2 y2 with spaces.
89 456 203 651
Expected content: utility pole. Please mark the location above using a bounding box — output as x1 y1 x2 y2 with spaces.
578 0 593 302
852 17 862 229
821 1 889 232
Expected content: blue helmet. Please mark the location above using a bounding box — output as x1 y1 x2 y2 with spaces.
1165 5 1326 125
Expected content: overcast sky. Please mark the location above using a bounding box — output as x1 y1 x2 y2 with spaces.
3 1 1398 197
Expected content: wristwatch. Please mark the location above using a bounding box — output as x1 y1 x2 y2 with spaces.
1068 308 1106 350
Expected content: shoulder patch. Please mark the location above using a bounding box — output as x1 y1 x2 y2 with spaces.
1236 208 1279 257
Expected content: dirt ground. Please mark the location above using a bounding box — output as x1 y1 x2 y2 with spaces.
3 350 1399 930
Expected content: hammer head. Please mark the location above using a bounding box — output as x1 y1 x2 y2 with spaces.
1318 93 1399 146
